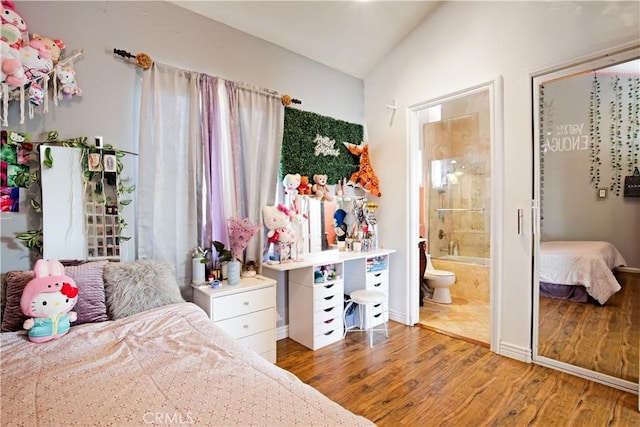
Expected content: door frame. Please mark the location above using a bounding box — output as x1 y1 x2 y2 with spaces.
407 77 504 354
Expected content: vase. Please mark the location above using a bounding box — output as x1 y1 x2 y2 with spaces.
227 260 241 286
192 256 205 284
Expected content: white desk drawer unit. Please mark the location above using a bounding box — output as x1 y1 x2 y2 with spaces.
344 255 390 329
288 262 344 350
192 276 276 363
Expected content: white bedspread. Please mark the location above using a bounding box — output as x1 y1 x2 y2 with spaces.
539 241 627 304
1 303 373 426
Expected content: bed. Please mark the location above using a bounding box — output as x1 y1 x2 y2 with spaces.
539 241 627 304
0 260 373 426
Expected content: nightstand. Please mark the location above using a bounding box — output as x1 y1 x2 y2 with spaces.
192 275 276 363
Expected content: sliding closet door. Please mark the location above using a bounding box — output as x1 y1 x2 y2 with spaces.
532 43 640 398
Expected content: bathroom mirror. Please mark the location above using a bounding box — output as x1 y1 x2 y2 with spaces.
533 48 639 392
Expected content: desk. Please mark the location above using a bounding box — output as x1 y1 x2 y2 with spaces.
262 248 395 350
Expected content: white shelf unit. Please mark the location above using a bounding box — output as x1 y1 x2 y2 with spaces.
288 262 344 350
85 181 120 260
343 254 390 329
192 276 277 363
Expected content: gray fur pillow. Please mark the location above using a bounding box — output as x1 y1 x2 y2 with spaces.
103 260 185 320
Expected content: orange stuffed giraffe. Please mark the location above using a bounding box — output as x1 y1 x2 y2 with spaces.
343 142 382 197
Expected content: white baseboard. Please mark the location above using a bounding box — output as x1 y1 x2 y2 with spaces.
388 309 409 325
498 341 532 363
276 325 289 341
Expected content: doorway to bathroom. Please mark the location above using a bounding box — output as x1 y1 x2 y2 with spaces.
410 80 502 349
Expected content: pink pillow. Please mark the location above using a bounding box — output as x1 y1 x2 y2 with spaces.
1 261 109 332
65 261 109 324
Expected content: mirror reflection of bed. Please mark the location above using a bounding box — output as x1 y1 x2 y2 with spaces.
537 240 638 382
535 54 640 388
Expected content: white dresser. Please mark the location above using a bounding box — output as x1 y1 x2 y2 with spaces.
288 262 344 350
192 276 277 363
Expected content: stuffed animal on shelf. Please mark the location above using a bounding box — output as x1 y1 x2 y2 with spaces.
56 64 82 100
312 174 334 202
333 208 348 242
282 173 301 197
297 175 312 195
31 33 65 65
262 204 297 263
1 0 28 49
20 259 79 343
343 142 382 197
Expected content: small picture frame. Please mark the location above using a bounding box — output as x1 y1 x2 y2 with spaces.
88 153 102 171
103 154 117 172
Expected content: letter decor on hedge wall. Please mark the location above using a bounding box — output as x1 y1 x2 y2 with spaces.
281 107 363 184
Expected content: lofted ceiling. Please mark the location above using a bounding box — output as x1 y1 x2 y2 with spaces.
168 1 440 79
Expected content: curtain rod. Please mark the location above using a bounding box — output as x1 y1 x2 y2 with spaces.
112 47 302 106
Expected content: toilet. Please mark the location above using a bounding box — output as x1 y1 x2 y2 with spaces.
423 254 456 304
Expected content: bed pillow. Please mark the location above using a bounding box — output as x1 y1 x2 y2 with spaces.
65 261 109 324
103 260 185 320
1 270 33 332
0 261 110 332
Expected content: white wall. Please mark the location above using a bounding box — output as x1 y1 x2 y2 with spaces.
1 1 363 276
365 1 639 360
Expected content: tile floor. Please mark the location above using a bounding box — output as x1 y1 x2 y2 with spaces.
419 295 490 346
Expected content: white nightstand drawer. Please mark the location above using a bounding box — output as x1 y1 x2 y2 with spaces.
215 308 275 339
237 328 276 355
211 287 275 321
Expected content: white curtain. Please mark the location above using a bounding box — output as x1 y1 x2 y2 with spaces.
234 84 285 267
137 63 201 299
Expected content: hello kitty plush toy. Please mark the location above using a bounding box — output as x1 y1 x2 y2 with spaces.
19 39 53 105
20 259 79 343
56 64 82 100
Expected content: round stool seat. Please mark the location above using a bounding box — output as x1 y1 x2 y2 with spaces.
344 289 389 348
350 289 385 305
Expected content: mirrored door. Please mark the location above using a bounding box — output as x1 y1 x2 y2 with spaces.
532 44 640 395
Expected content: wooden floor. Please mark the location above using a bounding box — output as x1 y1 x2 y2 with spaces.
538 271 639 383
277 322 639 426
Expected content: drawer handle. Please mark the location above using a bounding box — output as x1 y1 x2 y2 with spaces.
324 330 335 336
243 324 250 329
324 318 334 324
324 307 334 313
373 282 381 287
374 303 381 308
324 295 334 301
374 273 382 277
243 301 250 306
324 284 334 289
374 313 382 319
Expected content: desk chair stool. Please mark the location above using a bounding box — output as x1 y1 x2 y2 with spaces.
343 289 389 347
